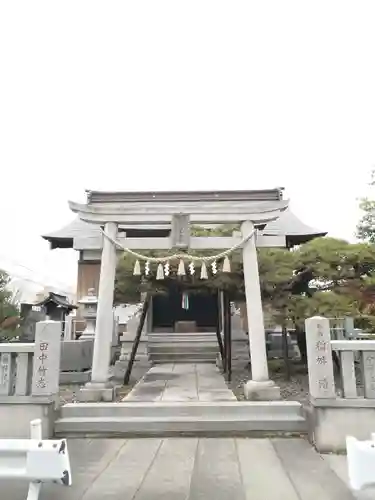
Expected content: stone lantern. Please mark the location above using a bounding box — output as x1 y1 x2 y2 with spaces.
79 288 98 340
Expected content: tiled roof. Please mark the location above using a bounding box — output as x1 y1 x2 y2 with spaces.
32 292 77 309
262 209 326 245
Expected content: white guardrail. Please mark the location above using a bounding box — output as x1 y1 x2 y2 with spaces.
347 434 375 491
0 419 71 500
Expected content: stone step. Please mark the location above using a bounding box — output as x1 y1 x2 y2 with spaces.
148 346 218 352
55 414 307 437
148 336 217 342
147 331 220 363
148 341 219 363
148 350 218 357
151 358 216 364
147 339 218 349
148 332 216 336
60 401 305 419
147 341 219 346
148 349 218 355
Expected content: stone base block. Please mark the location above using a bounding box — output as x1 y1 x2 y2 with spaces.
79 383 115 402
60 370 91 385
244 379 281 401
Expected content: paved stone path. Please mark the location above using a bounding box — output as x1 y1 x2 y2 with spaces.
124 363 237 402
3 437 373 499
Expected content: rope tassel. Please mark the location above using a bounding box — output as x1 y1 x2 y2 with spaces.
145 261 150 276
200 261 208 279
164 261 170 277
222 256 231 273
177 259 186 276
133 260 141 276
156 263 164 280
211 261 218 275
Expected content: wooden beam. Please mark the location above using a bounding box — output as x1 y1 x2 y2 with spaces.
81 250 103 261
216 291 224 364
223 291 232 380
74 234 286 252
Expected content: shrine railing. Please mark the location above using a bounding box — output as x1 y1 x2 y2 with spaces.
306 316 375 402
0 343 34 397
331 340 375 399
0 321 61 399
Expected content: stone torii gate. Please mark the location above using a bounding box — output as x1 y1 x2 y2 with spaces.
69 189 289 402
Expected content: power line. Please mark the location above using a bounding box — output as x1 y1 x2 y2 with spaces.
0 253 74 293
7 272 74 296
4 271 74 297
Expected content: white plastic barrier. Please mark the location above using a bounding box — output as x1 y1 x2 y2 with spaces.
0 419 71 500
346 435 375 491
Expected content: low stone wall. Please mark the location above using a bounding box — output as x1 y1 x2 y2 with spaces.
0 397 56 438
308 399 375 453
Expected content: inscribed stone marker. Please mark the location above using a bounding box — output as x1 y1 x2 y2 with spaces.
305 316 335 399
31 321 62 396
0 353 13 395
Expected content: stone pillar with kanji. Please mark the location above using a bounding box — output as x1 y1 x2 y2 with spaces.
32 321 62 397
305 316 336 399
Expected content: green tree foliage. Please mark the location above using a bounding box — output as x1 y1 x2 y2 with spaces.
0 270 20 338
296 237 375 323
357 170 375 243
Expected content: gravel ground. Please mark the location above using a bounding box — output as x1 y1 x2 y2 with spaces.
59 384 133 404
228 358 364 405
228 359 310 407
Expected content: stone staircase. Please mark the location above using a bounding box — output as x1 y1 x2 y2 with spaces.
147 332 219 364
55 401 307 437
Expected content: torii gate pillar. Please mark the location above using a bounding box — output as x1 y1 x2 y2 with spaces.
80 222 118 402
241 220 281 400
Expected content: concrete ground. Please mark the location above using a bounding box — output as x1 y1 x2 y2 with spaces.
2 437 373 499
124 363 237 402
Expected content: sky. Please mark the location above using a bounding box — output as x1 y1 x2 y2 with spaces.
0 1 374 299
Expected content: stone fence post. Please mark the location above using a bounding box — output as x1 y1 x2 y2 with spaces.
305 316 336 399
63 314 74 341
31 321 62 397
